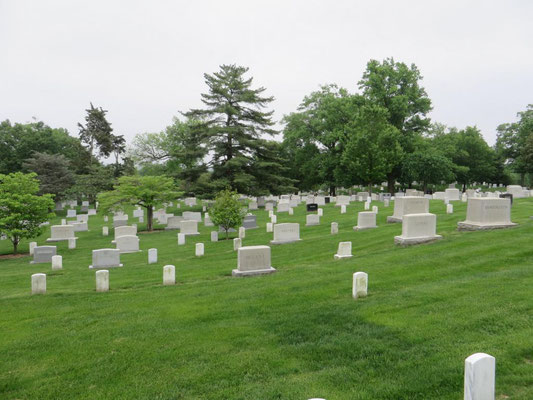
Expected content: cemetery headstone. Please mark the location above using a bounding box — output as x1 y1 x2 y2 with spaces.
195 243 204 256
177 233 186 245
211 231 218 242
163 265 176 285
331 222 338 234
387 196 429 223
47 225 76 242
115 235 140 253
148 248 157 264
270 223 301 245
232 245 276 277
31 273 46 294
233 237 242 251
31 246 57 264
352 272 368 299
306 214 320 226
51 255 62 270
96 270 109 292
458 198 516 230
464 353 495 400
394 213 442 246
306 203 318 212
90 249 122 269
334 242 353 259
353 211 377 231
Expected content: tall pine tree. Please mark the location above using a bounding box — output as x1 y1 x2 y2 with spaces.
186 64 293 194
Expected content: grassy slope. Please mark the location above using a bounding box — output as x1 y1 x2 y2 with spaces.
0 199 532 399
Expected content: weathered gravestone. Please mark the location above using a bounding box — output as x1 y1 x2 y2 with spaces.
31 273 46 295
458 198 516 230
67 209 76 218
180 220 200 235
47 225 77 242
270 223 301 245
232 245 276 277
115 235 140 253
352 272 368 299
113 225 137 242
242 215 258 229
334 242 353 259
95 270 109 292
89 249 122 269
165 216 183 230
353 211 377 231
306 214 320 226
163 265 175 285
464 353 495 400
31 246 57 264
182 211 202 222
387 196 429 223
394 213 442 246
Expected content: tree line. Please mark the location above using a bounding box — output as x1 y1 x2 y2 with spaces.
1 58 532 199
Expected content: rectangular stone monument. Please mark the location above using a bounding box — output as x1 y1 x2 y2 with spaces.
211 231 218 242
133 209 144 218
306 203 318 212
89 249 122 269
232 245 276 277
387 196 429 223
458 198 516 230
67 209 76 218
331 222 338 234
306 214 320 226
113 215 129 228
353 211 377 231
182 211 202 222
114 225 137 241
265 203 274 211
242 215 258 229
277 203 290 213
271 223 301 244
195 243 204 256
67 221 88 232
445 188 461 201
336 195 350 207
46 225 76 242
31 246 57 264
177 233 185 245
180 220 200 235
394 213 442 246
165 216 183 230
51 255 62 270
115 235 140 253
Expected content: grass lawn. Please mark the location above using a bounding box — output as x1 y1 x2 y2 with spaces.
1 199 532 399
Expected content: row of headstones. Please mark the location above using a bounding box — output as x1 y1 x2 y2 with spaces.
308 352 496 400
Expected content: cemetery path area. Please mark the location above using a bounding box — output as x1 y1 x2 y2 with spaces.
1 200 532 399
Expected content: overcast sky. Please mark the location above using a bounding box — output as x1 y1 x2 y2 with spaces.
1 0 532 147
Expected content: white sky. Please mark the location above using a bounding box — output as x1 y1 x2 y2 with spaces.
1 0 532 147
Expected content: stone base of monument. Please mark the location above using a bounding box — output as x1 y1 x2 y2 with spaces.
353 225 377 231
457 222 517 231
164 226 180 230
232 267 277 277
334 254 353 260
46 237 78 242
89 263 123 269
386 216 402 223
394 235 442 246
305 223 320 227
118 249 142 254
270 238 302 245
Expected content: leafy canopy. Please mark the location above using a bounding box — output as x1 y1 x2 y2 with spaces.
209 189 247 239
0 172 54 253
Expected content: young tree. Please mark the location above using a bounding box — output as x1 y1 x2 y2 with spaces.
358 58 432 193
68 165 114 205
209 189 247 240
23 152 75 201
400 149 456 192
78 103 114 159
186 64 281 194
0 172 54 254
98 175 178 231
342 104 402 193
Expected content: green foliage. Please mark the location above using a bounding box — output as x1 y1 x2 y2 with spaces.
0 120 90 174
209 189 246 239
283 85 360 194
359 58 432 191
0 172 54 253
98 175 179 231
22 152 75 201
401 148 456 191
186 64 285 194
78 103 115 159
68 165 114 204
342 104 402 192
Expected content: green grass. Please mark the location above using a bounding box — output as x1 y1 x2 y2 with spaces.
1 199 532 399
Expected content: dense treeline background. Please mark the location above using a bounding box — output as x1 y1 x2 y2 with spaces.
1 58 532 200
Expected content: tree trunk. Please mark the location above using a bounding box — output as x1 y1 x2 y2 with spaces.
520 172 525 186
387 176 395 194
13 239 18 255
329 186 336 196
147 206 153 231
225 229 229 240
368 182 373 194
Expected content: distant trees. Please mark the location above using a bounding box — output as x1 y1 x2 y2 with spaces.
185 64 294 195
0 173 54 254
23 152 75 201
358 58 432 193
495 105 533 185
